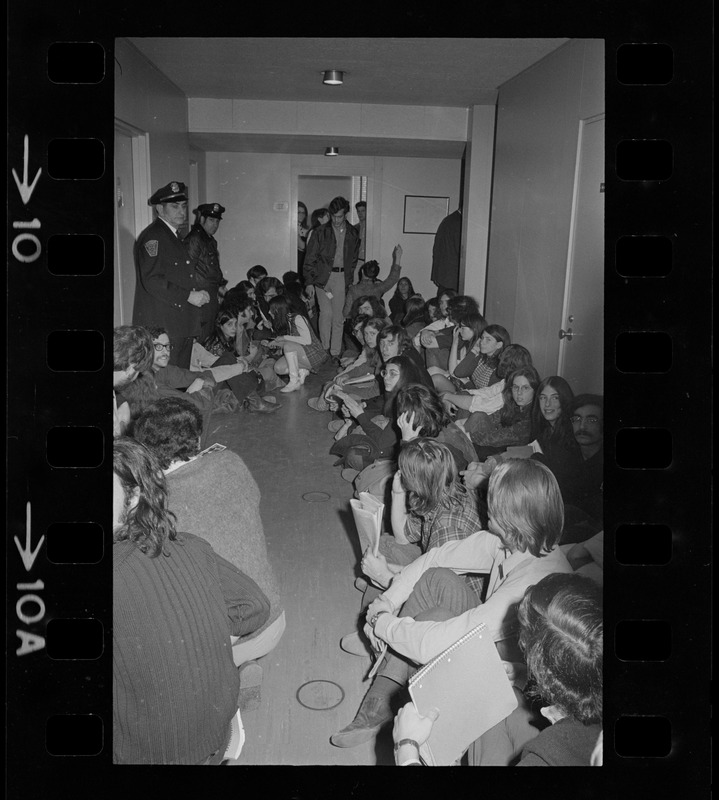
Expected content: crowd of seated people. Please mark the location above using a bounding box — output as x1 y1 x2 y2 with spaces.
112 253 602 765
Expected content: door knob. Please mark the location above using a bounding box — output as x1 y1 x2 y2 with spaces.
558 328 574 341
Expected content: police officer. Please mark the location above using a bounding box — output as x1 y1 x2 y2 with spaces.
185 202 226 343
132 181 209 368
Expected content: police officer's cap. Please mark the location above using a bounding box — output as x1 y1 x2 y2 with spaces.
195 202 226 220
148 181 188 205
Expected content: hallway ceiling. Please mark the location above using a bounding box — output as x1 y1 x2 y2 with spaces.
127 37 569 157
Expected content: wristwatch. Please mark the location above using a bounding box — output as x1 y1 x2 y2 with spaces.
369 609 389 628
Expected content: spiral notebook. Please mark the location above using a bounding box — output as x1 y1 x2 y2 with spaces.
408 622 518 766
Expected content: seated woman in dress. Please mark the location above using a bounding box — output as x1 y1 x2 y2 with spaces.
392 571 602 767
463 365 541 459
133 397 286 671
266 294 329 392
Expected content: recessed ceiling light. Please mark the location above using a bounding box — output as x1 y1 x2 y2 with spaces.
324 146 339 157
322 70 344 85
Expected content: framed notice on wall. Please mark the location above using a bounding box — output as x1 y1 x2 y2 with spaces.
403 195 450 234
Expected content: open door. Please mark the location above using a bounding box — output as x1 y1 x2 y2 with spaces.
557 114 605 394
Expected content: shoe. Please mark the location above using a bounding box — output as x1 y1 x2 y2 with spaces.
327 419 347 433
330 694 394 748
308 396 329 412
280 350 303 393
340 630 372 657
261 395 278 404
242 392 280 413
238 659 263 689
354 576 369 592
298 368 310 385
238 660 263 712
334 421 352 441
341 467 359 482
280 377 302 393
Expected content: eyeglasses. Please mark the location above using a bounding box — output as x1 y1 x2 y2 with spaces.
570 415 600 425
381 369 400 379
153 342 173 352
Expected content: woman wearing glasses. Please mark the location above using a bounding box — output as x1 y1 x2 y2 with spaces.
463 366 541 458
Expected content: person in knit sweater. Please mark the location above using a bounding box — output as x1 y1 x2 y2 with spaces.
112 437 269 765
133 396 285 664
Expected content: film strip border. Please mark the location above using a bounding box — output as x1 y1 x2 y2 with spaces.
6 13 711 797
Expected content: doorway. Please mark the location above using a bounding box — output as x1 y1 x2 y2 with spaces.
113 121 151 325
557 114 605 394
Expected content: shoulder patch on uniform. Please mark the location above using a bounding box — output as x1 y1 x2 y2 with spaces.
144 240 159 257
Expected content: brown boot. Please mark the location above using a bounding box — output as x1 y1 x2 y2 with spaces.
242 391 280 413
330 677 398 748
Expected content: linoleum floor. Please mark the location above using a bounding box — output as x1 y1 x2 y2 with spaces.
206 361 395 766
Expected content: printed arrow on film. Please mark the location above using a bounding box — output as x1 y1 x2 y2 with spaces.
14 501 45 572
12 135 42 205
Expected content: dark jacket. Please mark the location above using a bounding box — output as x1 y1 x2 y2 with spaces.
132 217 202 339
184 223 224 289
431 209 462 292
303 221 360 290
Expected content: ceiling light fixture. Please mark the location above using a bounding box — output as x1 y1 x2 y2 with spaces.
324 146 339 157
322 70 344 85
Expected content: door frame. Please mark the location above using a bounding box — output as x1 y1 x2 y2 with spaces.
114 118 152 238
557 112 605 376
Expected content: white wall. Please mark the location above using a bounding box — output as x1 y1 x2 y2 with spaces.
485 39 604 379
115 39 190 201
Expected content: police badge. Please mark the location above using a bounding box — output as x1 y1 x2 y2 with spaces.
144 240 159 257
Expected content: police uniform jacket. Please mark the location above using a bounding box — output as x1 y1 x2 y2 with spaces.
132 218 202 338
302 222 360 291
184 223 224 290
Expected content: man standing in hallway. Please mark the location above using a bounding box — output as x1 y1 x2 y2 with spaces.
431 206 462 294
132 181 209 369
303 195 360 361
185 202 226 343
354 200 367 269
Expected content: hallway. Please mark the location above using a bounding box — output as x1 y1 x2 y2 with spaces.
206 362 396 765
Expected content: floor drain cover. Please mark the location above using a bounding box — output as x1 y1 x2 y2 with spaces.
302 491 331 502
296 680 345 710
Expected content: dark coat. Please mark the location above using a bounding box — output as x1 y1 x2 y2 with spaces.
184 223 225 337
303 222 360 290
132 218 202 340
431 209 462 292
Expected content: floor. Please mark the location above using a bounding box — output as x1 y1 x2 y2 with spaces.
206 359 396 765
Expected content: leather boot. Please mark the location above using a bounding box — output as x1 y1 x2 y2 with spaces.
330 676 398 748
280 350 303 393
242 391 280 413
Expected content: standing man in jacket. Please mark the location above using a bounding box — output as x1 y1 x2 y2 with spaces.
185 202 226 343
132 181 209 369
303 196 360 361
431 206 462 295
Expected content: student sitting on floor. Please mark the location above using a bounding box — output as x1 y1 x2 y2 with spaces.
462 366 541 459
133 397 286 681
329 354 433 476
442 343 534 421
112 436 270 765
265 294 329 392
392 571 602 767
418 294 480 371
330 459 571 751
339 439 485 658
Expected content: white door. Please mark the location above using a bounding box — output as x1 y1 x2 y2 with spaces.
114 128 137 326
557 115 605 395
